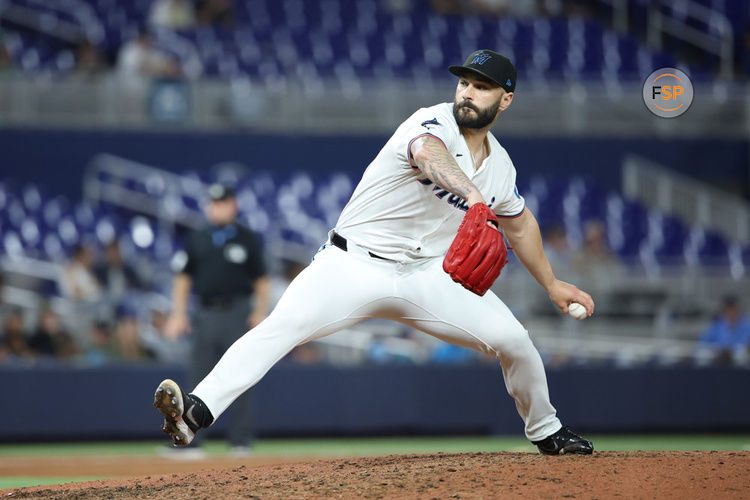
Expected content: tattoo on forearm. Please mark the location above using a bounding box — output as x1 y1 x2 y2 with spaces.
414 137 481 202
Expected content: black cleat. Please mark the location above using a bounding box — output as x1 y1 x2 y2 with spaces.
153 379 198 447
532 426 594 455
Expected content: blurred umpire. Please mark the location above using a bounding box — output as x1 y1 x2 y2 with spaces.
165 183 270 453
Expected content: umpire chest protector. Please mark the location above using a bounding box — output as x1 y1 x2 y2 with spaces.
179 223 265 300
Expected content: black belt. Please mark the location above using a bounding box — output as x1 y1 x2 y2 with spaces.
331 232 390 261
200 295 245 308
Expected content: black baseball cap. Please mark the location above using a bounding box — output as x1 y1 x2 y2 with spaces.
207 183 235 201
449 50 517 93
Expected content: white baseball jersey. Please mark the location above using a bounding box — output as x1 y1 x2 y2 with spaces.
335 102 525 262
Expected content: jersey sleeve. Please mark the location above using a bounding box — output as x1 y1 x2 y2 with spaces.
493 156 526 219
394 106 458 170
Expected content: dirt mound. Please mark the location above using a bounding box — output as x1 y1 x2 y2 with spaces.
5 451 750 499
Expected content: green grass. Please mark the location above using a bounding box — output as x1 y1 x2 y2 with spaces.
0 441 173 457
1 434 749 459
0 437 534 458
586 434 750 452
0 477 105 490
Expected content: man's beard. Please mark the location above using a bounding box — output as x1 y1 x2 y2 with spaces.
452 99 500 129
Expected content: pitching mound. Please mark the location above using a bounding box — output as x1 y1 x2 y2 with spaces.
5 451 749 499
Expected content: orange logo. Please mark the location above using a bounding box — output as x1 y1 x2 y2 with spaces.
642 68 693 118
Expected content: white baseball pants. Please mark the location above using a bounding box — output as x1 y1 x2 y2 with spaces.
193 243 562 441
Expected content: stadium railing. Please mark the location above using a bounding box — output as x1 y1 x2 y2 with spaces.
623 155 750 246
0 74 747 137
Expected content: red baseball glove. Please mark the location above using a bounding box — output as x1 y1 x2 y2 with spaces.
443 204 508 296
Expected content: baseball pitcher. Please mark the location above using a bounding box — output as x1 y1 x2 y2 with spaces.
155 50 595 455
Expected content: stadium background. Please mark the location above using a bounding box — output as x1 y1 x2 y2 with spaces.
1 0 750 491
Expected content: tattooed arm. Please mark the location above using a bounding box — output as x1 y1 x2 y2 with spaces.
410 136 485 207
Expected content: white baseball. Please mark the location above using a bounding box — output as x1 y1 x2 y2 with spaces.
568 302 587 320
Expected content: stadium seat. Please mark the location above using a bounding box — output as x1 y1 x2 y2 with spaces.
0 170 741 292
0 0 708 83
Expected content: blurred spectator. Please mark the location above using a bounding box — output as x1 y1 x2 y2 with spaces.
572 220 621 292
0 308 31 363
94 240 144 305
288 343 321 364
61 244 101 302
113 307 155 362
543 224 576 282
83 321 118 366
0 272 11 323
116 29 181 86
73 40 106 76
470 0 538 18
196 0 236 28
695 296 750 366
742 21 750 77
28 306 77 360
62 244 105 346
430 343 476 364
430 0 461 14
140 300 190 364
539 0 563 17
368 338 395 364
366 326 426 365
384 0 414 14
561 0 595 19
149 0 196 31
0 40 13 72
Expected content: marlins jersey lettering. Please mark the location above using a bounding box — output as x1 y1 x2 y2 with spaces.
335 102 525 262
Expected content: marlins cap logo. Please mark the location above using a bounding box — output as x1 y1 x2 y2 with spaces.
471 52 492 65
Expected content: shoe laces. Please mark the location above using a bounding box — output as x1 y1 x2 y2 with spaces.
562 426 585 440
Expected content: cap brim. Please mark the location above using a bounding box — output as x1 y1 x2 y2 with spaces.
448 65 503 87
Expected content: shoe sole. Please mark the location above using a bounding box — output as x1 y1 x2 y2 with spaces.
539 446 594 455
153 379 195 447
559 446 593 455
537 442 594 455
